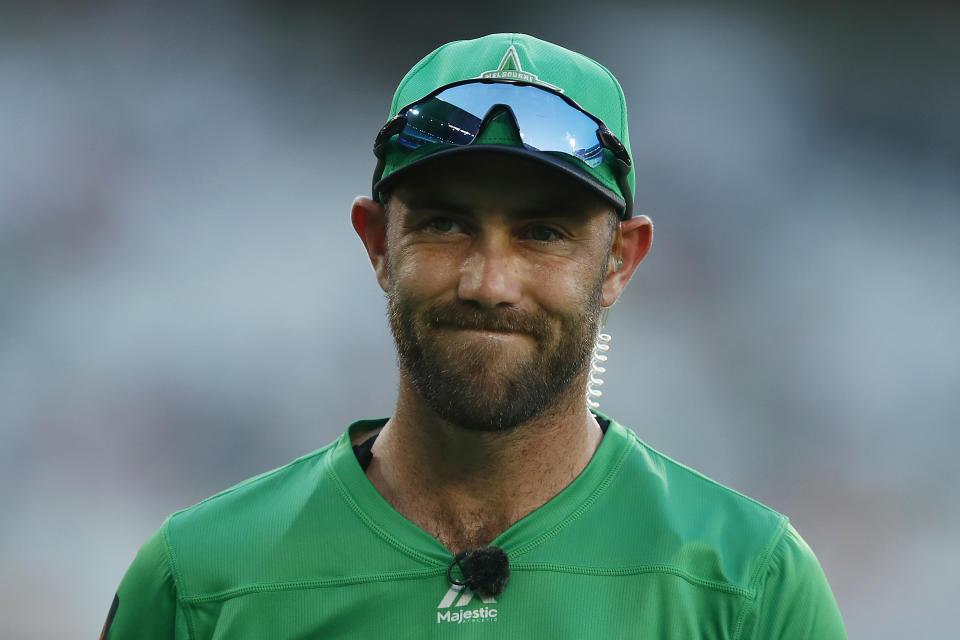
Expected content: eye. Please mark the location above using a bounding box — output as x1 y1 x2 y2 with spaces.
524 225 562 242
426 217 463 233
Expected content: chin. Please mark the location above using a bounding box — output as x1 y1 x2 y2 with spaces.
413 356 578 433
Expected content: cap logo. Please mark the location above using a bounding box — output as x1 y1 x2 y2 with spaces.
479 45 563 93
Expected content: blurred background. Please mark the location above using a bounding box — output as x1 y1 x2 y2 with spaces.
1 0 958 636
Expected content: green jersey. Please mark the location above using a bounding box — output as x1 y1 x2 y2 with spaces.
104 416 846 639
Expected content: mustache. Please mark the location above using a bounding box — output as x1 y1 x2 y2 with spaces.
425 303 547 337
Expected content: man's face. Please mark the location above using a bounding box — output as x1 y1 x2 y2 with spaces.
383 153 617 432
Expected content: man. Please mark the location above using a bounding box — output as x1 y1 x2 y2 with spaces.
103 33 847 638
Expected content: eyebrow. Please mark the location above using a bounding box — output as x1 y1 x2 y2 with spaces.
513 204 591 221
400 197 474 215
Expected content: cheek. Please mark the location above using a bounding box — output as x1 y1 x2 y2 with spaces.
528 262 566 301
389 245 461 297
528 254 605 312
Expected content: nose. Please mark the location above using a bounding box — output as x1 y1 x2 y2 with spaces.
457 232 523 308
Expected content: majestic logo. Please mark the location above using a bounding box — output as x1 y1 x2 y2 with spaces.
436 584 499 624
479 45 563 93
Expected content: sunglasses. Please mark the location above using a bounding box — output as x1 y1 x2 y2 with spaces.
372 79 633 216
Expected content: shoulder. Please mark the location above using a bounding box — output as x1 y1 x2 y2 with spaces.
158 424 374 600
106 422 381 634
167 440 336 540
623 422 788 544
166 417 388 542
737 522 847 638
579 418 792 592
109 525 185 638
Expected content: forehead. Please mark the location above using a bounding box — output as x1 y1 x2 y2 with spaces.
388 152 614 220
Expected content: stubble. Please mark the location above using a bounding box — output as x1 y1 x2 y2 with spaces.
387 265 606 432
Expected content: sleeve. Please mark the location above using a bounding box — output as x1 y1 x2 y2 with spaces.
738 522 848 640
101 522 192 639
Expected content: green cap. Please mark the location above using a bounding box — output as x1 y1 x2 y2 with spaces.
372 33 635 218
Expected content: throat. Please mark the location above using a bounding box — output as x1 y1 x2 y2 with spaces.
427 505 518 553
353 414 610 553
364 451 535 552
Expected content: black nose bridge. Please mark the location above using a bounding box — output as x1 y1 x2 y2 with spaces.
476 104 522 136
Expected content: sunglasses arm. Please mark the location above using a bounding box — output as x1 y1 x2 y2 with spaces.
598 128 634 219
372 116 406 198
614 160 633 219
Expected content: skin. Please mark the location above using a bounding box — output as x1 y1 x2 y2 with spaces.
351 153 652 552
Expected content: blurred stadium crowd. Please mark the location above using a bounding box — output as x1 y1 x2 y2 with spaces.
1 1 957 637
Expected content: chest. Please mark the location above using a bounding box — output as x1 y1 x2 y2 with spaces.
183 569 745 640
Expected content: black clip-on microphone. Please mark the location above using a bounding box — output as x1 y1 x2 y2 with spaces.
446 547 511 598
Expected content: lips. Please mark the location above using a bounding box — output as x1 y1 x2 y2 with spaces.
426 306 546 340
445 327 530 341
437 323 525 334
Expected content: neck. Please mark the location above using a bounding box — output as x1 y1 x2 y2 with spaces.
364 376 603 553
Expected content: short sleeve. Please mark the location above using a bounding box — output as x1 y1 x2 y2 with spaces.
739 522 847 640
102 522 190 639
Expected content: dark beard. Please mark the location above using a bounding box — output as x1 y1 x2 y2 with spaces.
387 274 604 432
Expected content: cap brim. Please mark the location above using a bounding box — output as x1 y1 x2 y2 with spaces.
373 145 626 214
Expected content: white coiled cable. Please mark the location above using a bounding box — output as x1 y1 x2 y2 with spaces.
586 331 611 409
587 236 622 410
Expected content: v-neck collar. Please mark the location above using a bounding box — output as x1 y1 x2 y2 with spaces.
325 412 634 567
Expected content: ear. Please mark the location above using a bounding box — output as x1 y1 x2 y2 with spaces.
351 196 389 292
602 215 653 308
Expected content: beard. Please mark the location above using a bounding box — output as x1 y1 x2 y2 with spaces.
387 270 606 433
